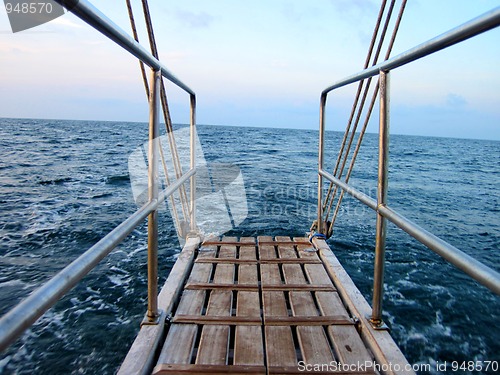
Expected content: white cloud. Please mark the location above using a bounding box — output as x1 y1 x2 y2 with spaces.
329 0 379 18
162 51 189 61
446 93 467 108
175 9 214 28
49 16 83 29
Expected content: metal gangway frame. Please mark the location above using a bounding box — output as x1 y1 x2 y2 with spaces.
0 0 198 351
316 7 500 328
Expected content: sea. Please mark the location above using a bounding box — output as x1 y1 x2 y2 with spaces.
0 118 498 374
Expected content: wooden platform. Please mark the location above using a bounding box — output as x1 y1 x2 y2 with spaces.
152 236 376 374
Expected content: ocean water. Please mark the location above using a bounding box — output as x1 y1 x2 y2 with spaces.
0 118 498 374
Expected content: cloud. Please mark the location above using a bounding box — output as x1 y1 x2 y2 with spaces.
446 93 467 108
281 2 319 24
328 0 380 47
0 44 33 55
391 102 500 140
329 0 379 18
175 10 214 28
163 51 188 61
49 16 83 29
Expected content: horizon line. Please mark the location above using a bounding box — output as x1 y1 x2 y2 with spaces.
1 116 498 143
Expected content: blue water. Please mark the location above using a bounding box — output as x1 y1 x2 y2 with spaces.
0 118 498 374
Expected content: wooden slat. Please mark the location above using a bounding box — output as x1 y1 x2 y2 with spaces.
212 239 235 292
303 261 350 320
206 290 232 315
304 263 333 285
289 291 317 316
262 284 335 292
201 241 242 246
188 263 213 283
282 263 307 285
257 236 276 260
234 238 264 365
295 238 318 261
262 291 288 317
265 326 297 368
239 237 257 261
288 290 336 365
189 239 215 284
219 237 237 258
153 364 266 374
195 238 235 366
259 241 310 246
213 264 235 284
284 248 337 367
173 291 262 325
173 316 261 325
235 292 264 366
185 283 258 291
196 258 321 264
197 244 217 259
238 264 258 285
264 316 354 325
297 325 335 364
157 324 197 365
260 264 282 285
196 325 230 365
196 258 257 264
328 325 373 366
315 291 350 319
297 250 320 262
276 236 296 259
262 290 296 368
261 258 321 264
235 326 265 366
176 290 205 315
237 291 260 318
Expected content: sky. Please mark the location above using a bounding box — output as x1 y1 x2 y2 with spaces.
0 0 499 140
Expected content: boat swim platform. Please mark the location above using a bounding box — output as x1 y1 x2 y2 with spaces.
119 236 413 375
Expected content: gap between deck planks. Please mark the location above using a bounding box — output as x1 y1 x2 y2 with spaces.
152 236 376 375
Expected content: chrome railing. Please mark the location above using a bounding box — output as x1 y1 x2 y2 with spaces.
317 7 500 327
0 0 197 351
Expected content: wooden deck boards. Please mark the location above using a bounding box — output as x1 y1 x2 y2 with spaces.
153 236 376 375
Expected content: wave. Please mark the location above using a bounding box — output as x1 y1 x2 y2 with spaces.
105 175 130 185
91 192 113 199
38 177 72 185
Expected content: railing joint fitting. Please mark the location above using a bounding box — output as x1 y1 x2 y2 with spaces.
141 309 164 326
366 315 390 331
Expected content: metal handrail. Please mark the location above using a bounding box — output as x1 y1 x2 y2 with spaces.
317 7 500 326
319 170 500 294
0 168 195 351
320 7 500 96
1 0 197 351
54 0 194 95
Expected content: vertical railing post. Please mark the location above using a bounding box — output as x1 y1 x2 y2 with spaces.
146 69 161 322
189 94 196 232
371 70 390 328
317 93 327 234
